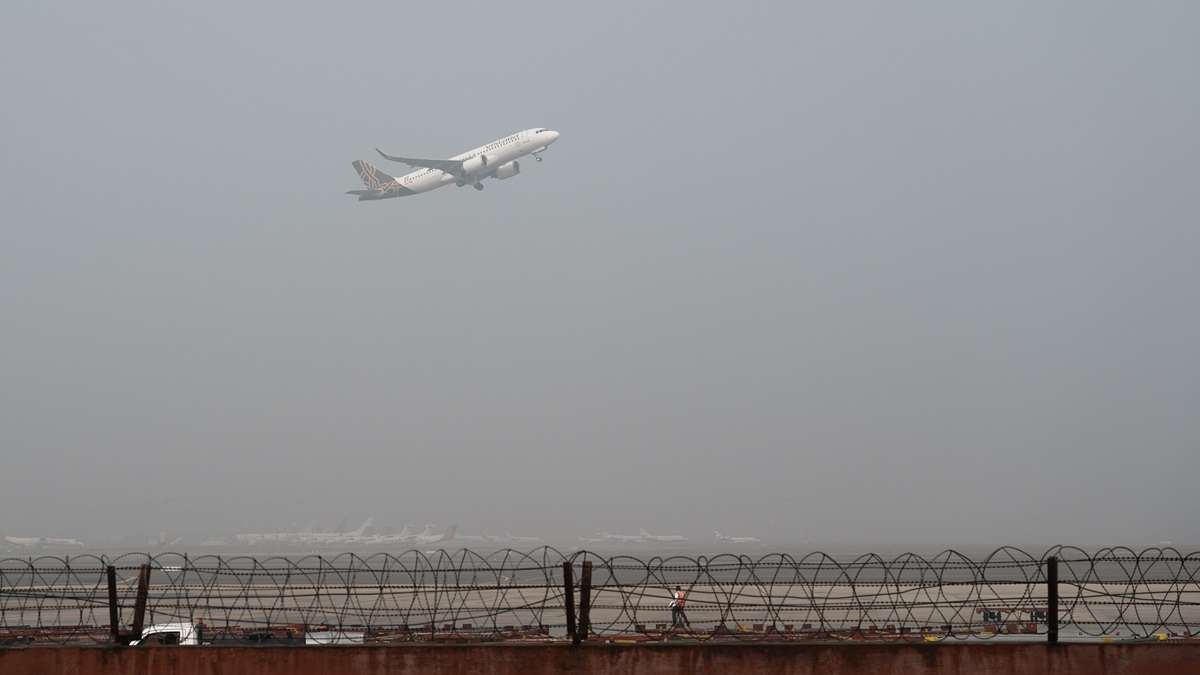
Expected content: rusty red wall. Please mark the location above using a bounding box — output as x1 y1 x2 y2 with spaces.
2 644 1199 675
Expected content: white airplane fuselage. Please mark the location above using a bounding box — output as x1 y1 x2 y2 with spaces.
594 532 646 544
640 529 688 543
352 128 560 200
234 518 374 546
4 536 86 547
715 531 762 544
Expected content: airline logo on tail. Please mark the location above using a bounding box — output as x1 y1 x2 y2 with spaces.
353 160 394 190
348 161 415 199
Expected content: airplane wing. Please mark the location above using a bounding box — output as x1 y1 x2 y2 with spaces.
376 149 464 175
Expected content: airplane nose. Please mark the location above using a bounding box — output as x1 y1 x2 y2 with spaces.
546 130 560 143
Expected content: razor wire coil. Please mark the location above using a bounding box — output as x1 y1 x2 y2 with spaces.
1 546 1197 645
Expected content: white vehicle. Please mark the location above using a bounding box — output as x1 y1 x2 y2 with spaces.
129 622 201 646
639 529 688 543
714 530 762 544
129 622 363 646
348 128 560 199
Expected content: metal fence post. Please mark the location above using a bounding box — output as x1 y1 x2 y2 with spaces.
562 561 577 644
130 564 151 641
1046 555 1058 644
106 566 120 644
579 561 592 641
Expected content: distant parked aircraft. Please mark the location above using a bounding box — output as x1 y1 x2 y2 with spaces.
348 128 560 200
714 531 762 544
3 536 86 548
452 529 501 544
410 524 457 546
504 532 544 545
639 529 688 543
585 531 646 545
363 524 414 545
234 518 374 546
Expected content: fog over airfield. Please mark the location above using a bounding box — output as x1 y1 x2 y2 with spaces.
1 1 1197 548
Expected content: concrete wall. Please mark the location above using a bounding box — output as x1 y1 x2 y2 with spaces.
2 644 1199 675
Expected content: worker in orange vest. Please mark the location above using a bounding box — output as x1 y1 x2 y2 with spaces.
670 585 689 628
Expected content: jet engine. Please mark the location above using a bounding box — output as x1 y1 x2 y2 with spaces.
495 161 520 180
461 154 492 175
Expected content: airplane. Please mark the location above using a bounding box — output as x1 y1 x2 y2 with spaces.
4 536 86 548
451 529 500 544
234 517 374 545
409 524 437 542
348 128 560 200
639 528 688 543
714 531 762 544
298 517 375 544
504 532 544 545
364 524 413 545
410 524 457 546
587 531 646 545
148 532 185 548
353 524 428 546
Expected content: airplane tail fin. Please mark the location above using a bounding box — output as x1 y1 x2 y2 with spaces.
639 528 652 537
352 160 396 190
352 517 374 537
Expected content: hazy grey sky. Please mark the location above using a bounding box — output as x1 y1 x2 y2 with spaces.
1 1 1197 547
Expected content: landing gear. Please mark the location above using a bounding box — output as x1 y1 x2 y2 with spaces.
473 183 484 191
532 153 543 162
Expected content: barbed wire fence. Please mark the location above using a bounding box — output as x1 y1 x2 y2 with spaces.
1 546 1197 646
